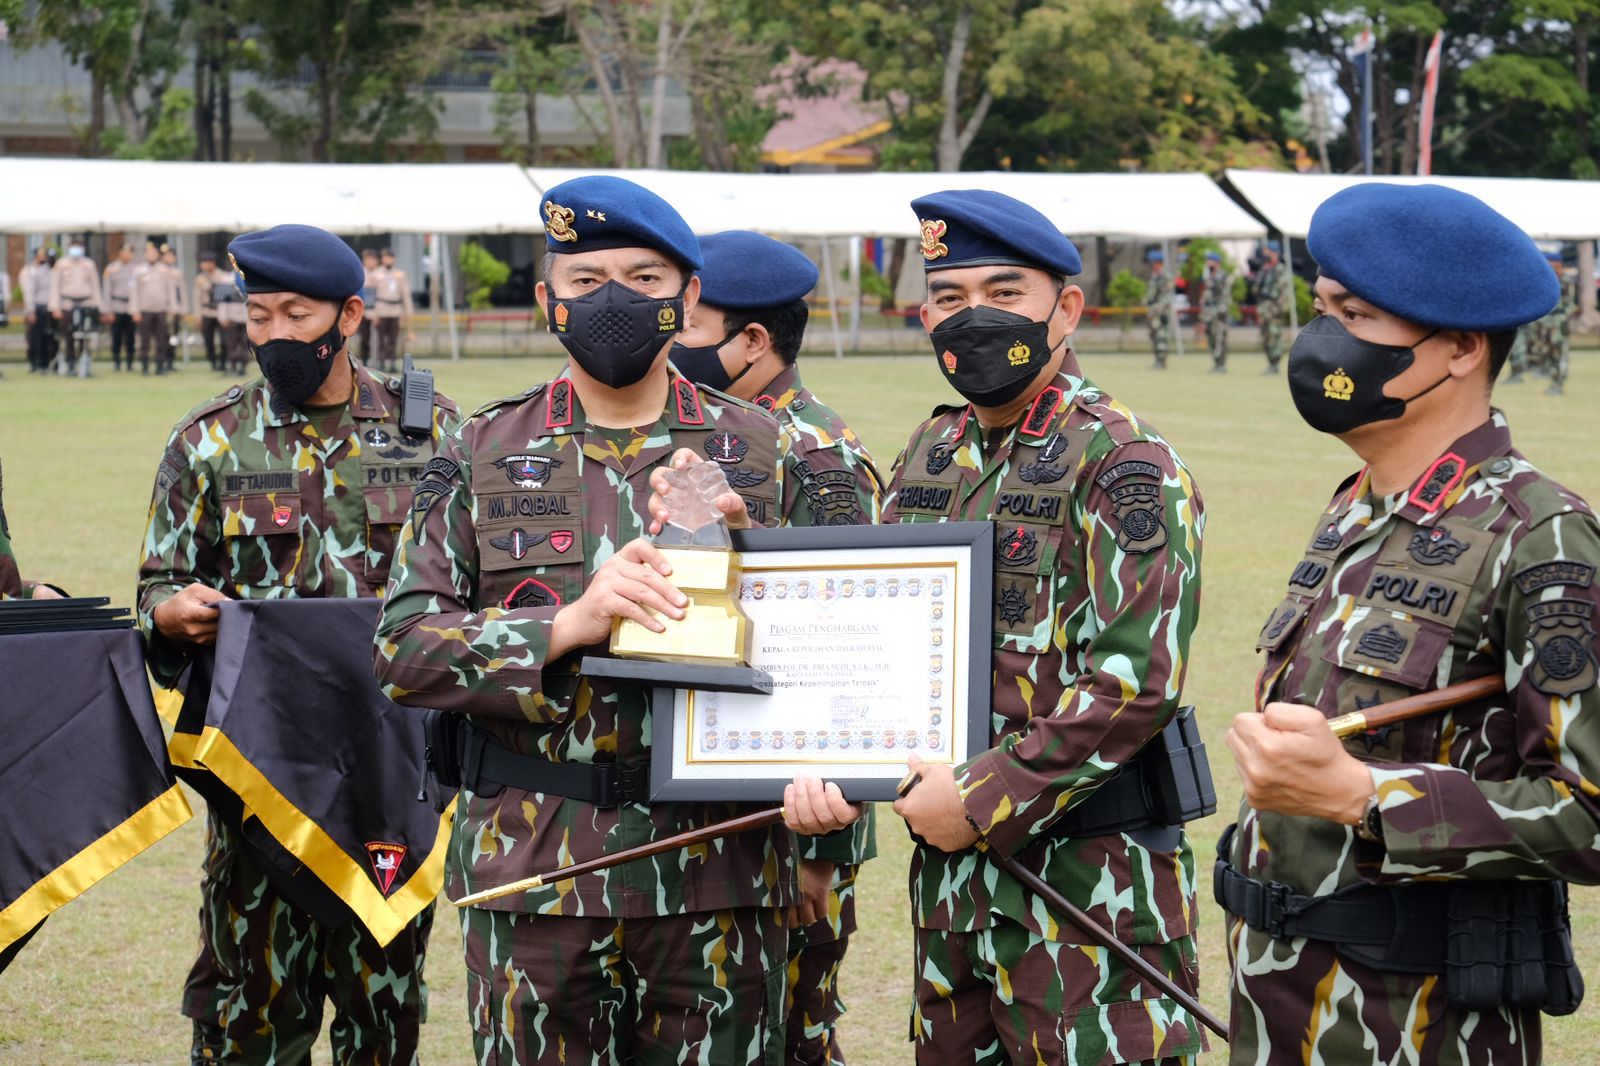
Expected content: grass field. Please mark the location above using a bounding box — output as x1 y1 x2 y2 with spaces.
2 345 1599 1064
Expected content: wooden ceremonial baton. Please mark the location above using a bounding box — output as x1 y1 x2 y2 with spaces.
452 806 786 908
895 771 1230 1042
1327 674 1506 739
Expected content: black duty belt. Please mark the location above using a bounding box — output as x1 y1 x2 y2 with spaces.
1054 759 1165 837
458 719 649 809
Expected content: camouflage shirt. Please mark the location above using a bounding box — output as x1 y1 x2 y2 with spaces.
1201 268 1232 321
0 460 23 598
1533 274 1578 347
137 356 461 687
882 368 1205 945
1228 411 1600 1064
1144 270 1174 317
1255 260 1289 315
375 372 823 917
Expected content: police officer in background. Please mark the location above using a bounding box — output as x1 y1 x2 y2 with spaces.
21 247 57 374
49 236 102 376
670 230 882 1065
139 224 459 1064
370 248 413 374
193 250 221 372
1219 183 1600 1064
132 241 182 375
1144 249 1175 369
887 190 1208 1065
375 176 857 1065
358 248 379 364
1254 240 1291 374
1200 249 1231 372
103 244 138 372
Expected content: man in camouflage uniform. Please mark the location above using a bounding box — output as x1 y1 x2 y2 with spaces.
0 460 62 600
1143 250 1174 370
670 229 882 1066
1529 250 1577 396
887 189 1207 1065
1254 241 1291 374
1200 250 1231 372
1219 183 1600 1064
374 176 857 1066
138 224 459 1065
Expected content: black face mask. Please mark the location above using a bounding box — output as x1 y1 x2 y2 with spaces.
670 330 750 393
1287 315 1444 435
548 280 685 389
251 310 346 406
928 303 1060 408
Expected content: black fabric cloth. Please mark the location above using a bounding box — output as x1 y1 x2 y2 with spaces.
189 599 451 931
0 629 183 973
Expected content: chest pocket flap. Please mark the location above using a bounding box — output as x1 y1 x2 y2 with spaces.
993 521 1062 652
221 493 301 537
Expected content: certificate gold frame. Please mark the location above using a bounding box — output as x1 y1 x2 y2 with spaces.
650 522 995 802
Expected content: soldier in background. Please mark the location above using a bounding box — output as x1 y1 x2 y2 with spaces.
21 247 57 374
1530 249 1577 396
1255 240 1291 374
358 248 379 364
370 248 413 374
1144 249 1175 370
49 237 102 376
669 229 882 1065
139 224 458 1064
103 244 137 372
132 242 180 375
1200 250 1232 372
193 251 221 372
887 190 1207 1065
1219 183 1600 1064
375 176 857 1066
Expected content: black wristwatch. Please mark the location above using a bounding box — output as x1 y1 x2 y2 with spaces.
1355 793 1384 843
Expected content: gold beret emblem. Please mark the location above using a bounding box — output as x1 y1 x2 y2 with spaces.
228 252 244 282
920 219 949 260
1323 368 1355 400
544 201 578 243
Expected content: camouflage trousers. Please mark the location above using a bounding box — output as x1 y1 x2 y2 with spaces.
461 905 790 1066
911 917 1204 1066
1147 314 1172 365
1507 329 1530 378
1226 918 1540 1065
1259 314 1287 367
182 807 432 1064
784 874 859 1066
1204 316 1228 366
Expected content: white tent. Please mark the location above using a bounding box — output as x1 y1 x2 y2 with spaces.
524 168 1266 240
0 157 538 234
1225 169 1600 241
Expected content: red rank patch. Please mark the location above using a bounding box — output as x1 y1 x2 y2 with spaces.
1408 452 1466 513
1020 386 1064 437
272 504 292 527
674 378 705 425
366 841 407 896
550 529 575 553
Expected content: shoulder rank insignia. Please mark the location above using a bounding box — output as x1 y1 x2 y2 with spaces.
545 379 573 431
1409 452 1465 512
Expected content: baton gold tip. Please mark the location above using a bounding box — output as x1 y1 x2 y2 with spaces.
896 770 921 797
1327 711 1368 739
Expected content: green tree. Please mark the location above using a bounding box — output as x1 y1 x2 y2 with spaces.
1106 268 1147 351
459 241 511 310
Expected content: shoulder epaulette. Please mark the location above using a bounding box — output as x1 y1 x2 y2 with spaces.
703 383 779 424
470 383 545 421
1499 462 1593 528
173 382 250 434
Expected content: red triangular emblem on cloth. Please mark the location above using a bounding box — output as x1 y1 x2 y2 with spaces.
366 841 407 896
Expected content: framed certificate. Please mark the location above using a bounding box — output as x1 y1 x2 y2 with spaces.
650 521 995 802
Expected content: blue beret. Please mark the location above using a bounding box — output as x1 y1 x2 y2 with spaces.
697 231 818 309
1146 249 1165 263
227 224 364 302
1204 250 1222 262
1546 248 1565 263
910 190 1081 276
1264 240 1281 253
1308 183 1557 331
540 175 702 271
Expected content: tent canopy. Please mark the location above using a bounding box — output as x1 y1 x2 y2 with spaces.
0 158 539 234
1 156 1264 241
525 168 1266 240
1226 169 1600 241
